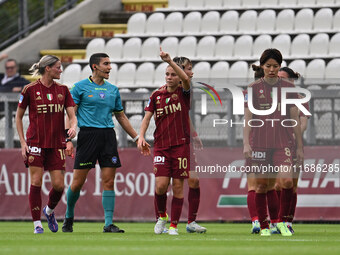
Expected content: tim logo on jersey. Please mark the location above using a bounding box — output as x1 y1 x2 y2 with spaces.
156 102 182 118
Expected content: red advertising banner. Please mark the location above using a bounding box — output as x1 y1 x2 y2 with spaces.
0 147 339 221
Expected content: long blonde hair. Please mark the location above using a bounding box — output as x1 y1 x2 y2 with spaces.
29 55 60 76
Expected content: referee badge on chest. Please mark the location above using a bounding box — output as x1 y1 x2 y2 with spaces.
99 92 105 99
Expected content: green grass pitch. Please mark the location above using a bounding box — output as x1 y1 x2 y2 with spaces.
1 222 340 255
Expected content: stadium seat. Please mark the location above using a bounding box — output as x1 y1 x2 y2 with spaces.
305 59 326 82
220 11 239 33
272 34 291 57
233 35 253 59
196 36 216 59
141 37 160 60
153 62 168 87
222 0 242 8
201 11 220 34
290 34 310 57
122 37 142 60
309 33 329 57
329 33 340 55
116 63 136 88
86 38 105 59
207 0 223 8
333 9 340 30
252 35 272 58
260 0 278 6
242 0 260 7
215 35 234 59
317 0 335 6
288 59 306 77
105 38 123 60
187 0 204 8
107 63 118 85
135 62 155 87
183 12 202 34
256 9 276 32
325 58 340 81
200 114 220 140
178 36 197 58
298 0 316 6
164 12 183 35
278 0 297 6
161 37 179 57
313 8 333 31
229 61 249 83
62 64 81 88
127 13 146 35
316 113 332 139
210 61 229 85
146 13 165 34
295 8 314 32
193 62 211 79
168 0 186 9
276 9 295 32
128 115 143 139
238 10 257 32
80 65 92 80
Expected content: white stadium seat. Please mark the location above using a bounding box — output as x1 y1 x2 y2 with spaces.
215 35 234 59
260 0 278 6
229 61 249 82
313 8 333 31
295 8 314 32
141 37 160 60
107 63 118 85
86 38 105 59
210 61 229 82
288 59 306 77
62 64 81 88
242 0 260 7
222 0 242 8
135 62 155 87
238 10 257 32
257 9 276 32
116 63 136 88
201 11 220 33
333 9 340 30
329 33 340 55
317 0 335 6
187 0 205 8
208 0 223 8
272 34 291 57
178 36 197 58
193 62 211 79
153 62 168 87
309 33 329 57
276 9 295 32
233 35 253 58
305 59 326 82
168 0 186 9
278 0 297 6
252 35 272 58
298 0 316 6
220 11 239 33
127 13 146 35
196 36 216 59
122 37 142 60
164 12 183 34
80 65 92 80
183 12 202 34
146 13 165 34
161 37 179 58
325 59 340 81
105 38 123 60
290 34 310 57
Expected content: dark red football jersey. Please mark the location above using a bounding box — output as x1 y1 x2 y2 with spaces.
145 85 190 149
18 80 75 148
244 78 298 149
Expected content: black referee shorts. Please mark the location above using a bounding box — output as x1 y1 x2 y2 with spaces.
74 127 121 169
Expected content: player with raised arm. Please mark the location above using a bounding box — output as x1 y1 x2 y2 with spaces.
138 48 191 235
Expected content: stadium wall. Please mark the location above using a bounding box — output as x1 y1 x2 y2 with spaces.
0 0 121 72
1 147 340 221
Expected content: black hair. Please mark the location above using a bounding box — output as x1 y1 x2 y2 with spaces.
89 53 109 71
259 48 283 66
279 66 300 80
173 56 192 69
252 64 264 80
